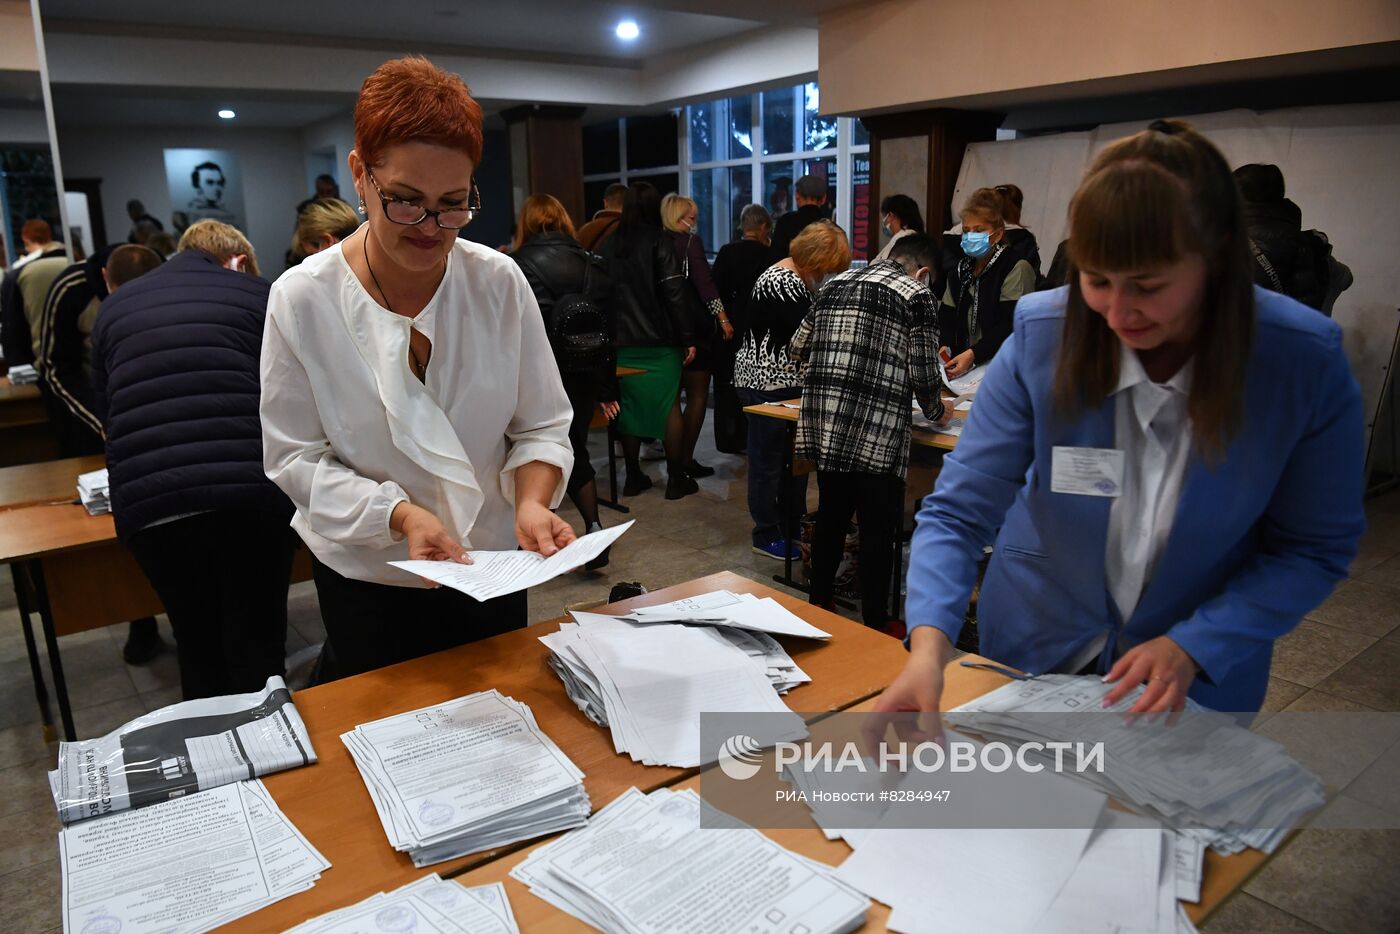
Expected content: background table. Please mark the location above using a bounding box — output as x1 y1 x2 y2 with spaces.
741 398 960 617
217 570 914 932
0 376 57 467
0 497 312 739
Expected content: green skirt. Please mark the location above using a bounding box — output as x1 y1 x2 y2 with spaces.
616 347 682 438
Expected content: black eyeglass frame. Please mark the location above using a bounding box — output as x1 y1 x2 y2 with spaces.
364 168 482 229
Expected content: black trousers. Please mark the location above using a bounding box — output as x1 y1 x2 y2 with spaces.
311 558 527 683
560 370 600 496
126 511 297 700
809 471 903 628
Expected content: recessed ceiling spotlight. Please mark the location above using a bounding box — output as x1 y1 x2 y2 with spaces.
615 19 639 41
218 109 236 119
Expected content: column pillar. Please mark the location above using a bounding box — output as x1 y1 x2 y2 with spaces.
500 104 587 227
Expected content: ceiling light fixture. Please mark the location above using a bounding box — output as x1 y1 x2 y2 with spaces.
218 109 236 119
615 19 639 41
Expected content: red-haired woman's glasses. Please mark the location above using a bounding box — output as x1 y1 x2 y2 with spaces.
365 169 481 229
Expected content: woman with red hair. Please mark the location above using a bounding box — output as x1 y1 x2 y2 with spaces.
261 56 574 682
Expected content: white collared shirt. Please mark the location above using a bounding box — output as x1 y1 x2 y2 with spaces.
1106 344 1195 624
260 238 573 586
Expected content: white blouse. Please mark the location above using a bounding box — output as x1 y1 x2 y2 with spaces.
873 227 914 262
260 238 573 586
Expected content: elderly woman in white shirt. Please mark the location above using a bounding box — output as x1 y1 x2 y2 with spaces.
260 56 574 681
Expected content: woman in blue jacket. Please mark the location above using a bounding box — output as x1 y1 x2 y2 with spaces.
880 120 1364 716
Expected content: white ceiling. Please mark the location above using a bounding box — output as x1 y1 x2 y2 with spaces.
38 0 846 64
37 0 838 128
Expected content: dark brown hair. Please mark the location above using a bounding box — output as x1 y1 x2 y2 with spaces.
1054 119 1254 461
993 184 1024 224
105 244 163 288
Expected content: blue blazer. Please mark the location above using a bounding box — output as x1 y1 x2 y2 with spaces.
907 287 1365 711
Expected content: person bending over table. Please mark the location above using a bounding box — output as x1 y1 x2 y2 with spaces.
261 56 574 682
877 119 1364 717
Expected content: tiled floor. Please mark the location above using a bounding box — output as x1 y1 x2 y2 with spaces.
1 429 1397 932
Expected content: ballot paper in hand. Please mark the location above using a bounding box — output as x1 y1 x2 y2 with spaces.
342 690 589 866
60 779 328 934
540 615 807 768
390 520 633 600
512 787 868 934
285 874 520 934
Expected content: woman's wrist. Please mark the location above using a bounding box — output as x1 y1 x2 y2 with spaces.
909 625 955 664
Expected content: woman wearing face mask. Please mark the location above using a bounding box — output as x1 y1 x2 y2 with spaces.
260 56 575 683
733 220 852 561
874 120 1363 722
661 194 733 496
939 188 1038 379
873 194 924 263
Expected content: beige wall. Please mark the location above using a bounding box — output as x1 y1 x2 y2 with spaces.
819 0 1400 115
0 0 38 72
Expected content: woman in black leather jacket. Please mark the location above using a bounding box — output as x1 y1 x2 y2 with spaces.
511 194 615 565
599 181 697 499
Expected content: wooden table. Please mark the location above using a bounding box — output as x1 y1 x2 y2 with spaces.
0 497 312 740
0 375 58 467
443 665 1276 932
741 398 962 617
218 570 914 932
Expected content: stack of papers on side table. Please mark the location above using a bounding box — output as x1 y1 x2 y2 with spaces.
946 674 1326 855
76 468 110 515
513 787 869 933
342 690 589 867
60 779 328 934
7 363 38 384
540 602 810 767
286 874 519 934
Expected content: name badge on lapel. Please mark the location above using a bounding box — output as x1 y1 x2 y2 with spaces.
1051 446 1124 497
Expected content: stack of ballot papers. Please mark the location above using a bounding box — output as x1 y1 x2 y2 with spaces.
60 779 328 934
540 596 815 767
76 468 110 515
390 520 634 599
947 674 1326 854
342 690 590 867
7 362 38 384
512 787 869 933
286 875 520 934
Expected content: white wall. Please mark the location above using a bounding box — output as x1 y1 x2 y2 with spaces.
301 113 355 197
54 124 306 277
0 106 48 143
951 101 1400 471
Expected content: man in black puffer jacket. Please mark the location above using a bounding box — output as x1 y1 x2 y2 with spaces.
91 220 296 701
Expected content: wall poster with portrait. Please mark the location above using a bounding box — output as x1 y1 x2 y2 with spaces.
163 148 246 235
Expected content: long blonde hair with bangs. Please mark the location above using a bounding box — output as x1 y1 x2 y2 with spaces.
1054 119 1254 462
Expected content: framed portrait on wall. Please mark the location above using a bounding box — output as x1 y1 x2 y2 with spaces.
163 148 246 234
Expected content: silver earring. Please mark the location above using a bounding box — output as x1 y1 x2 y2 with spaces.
357 198 367 215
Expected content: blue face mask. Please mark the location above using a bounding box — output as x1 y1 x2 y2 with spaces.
961 230 992 257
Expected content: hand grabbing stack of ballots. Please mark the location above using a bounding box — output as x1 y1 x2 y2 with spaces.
342 690 590 867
